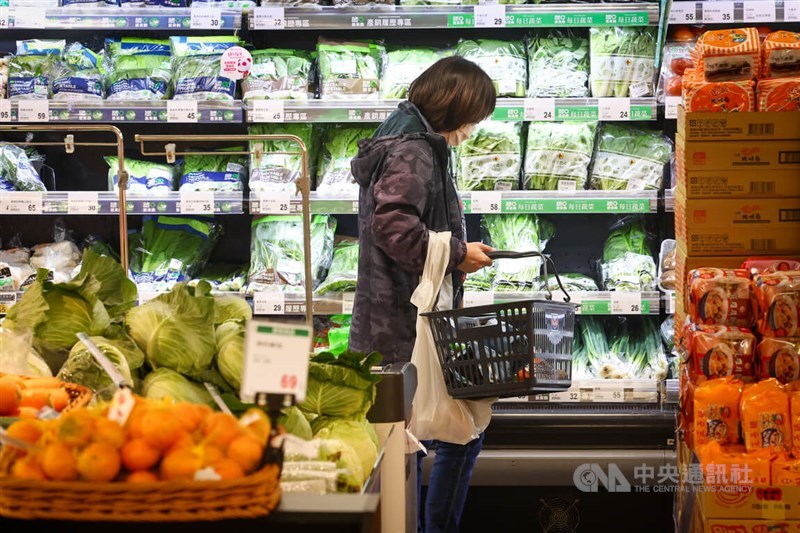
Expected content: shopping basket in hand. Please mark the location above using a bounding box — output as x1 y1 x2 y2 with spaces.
422 251 577 400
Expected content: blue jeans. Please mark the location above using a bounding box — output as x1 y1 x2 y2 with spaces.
417 434 484 533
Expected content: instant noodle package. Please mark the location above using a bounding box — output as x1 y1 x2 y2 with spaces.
742 257 800 276
772 454 800 486
691 28 761 82
682 67 756 112
752 271 800 338
686 325 757 383
792 388 800 458
687 268 753 327
740 379 792 454
762 31 800 79
694 377 743 447
758 338 800 384
757 77 800 112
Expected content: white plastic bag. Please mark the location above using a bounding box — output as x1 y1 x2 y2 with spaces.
409 231 495 445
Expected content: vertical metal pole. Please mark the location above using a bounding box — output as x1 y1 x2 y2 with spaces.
299 143 314 331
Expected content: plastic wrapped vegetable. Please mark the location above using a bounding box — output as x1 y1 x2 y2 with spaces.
242 49 312 101
248 215 336 293
483 214 555 292
456 39 526 97
51 43 104 101
541 273 598 293
590 124 671 191
523 121 597 191
608 317 668 380
600 219 656 292
527 30 589 98
105 156 176 194
318 39 384 100
248 123 315 193
590 27 657 97
0 144 47 191
464 265 496 292
380 47 443 99
105 38 171 101
576 316 609 378
456 121 522 192
316 126 375 193
58 334 143 401
188 264 247 292
315 240 359 295
8 40 65 100
180 147 247 192
170 36 241 101
0 330 53 378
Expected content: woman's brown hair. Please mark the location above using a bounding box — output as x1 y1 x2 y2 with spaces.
408 56 496 133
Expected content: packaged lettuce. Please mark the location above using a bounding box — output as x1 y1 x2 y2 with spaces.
315 240 358 295
9 40 65 100
457 121 522 192
527 30 589 98
187 263 247 293
61 0 107 5
0 144 47 192
318 39 384 100
483 214 555 292
590 124 671 191
590 27 657 98
248 123 315 193
242 49 312 101
380 47 444 100
316 125 375 193
170 36 241 101
523 122 597 191
51 43 104 101
105 156 176 194
456 39 526 97
105 38 171 101
180 147 248 192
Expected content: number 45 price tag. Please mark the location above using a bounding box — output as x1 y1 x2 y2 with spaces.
241 321 312 403
167 100 198 123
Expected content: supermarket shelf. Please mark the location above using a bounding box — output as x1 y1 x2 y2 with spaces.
665 188 675 213
663 379 679 404
663 290 676 315
668 0 798 25
247 4 658 30
2 100 243 124
245 97 659 123
0 191 244 215
527 379 661 404
0 6 242 29
464 291 660 315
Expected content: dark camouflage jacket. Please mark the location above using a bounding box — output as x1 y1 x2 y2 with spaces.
348 102 467 364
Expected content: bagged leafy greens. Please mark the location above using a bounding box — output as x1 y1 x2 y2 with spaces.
456 39 526 97
105 156 176 194
105 38 171 101
576 316 609 379
51 43 104 101
248 215 336 293
188 263 247 292
608 317 667 380
9 40 65 100
170 36 240 101
316 125 375 193
58 333 143 400
318 39 384 100
242 49 312 101
0 144 47 191
600 219 656 292
527 30 589 98
590 124 671 191
540 273 599 293
248 123 315 193
523 121 597 191
483 214 555 292
590 27 657 97
315 240 358 295
380 47 443 99
464 265 496 292
456 121 522 191
180 147 248 192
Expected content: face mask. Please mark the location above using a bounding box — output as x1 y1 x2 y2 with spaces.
446 124 476 146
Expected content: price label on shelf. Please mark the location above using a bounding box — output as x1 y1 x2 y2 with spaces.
67 192 99 215
253 6 285 29
667 292 676 315
598 98 630 121
1 192 42 214
341 292 355 314
668 2 697 23
594 386 625 403
470 191 502 214
473 4 506 27
611 292 643 314
743 1 775 22
18 100 48 122
180 191 214 214
786 0 800 21
10 7 45 28
702 1 734 23
665 96 681 119
190 7 222 29
253 292 285 315
251 100 284 123
242 321 312 402
0 100 11 122
0 292 17 316
464 291 494 308
257 191 292 214
523 99 555 121
0 8 9 29
167 100 198 123
548 389 581 403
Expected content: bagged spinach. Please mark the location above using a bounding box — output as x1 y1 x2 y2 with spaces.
590 124 671 191
527 30 589 98
483 214 555 292
105 38 171 101
318 39 384 100
9 40 65 100
242 49 312 101
590 27 657 98
600 219 656 292
316 125 375 193
51 43 104 101
457 121 522 192
180 147 248 192
0 144 47 192
456 39 526 97
523 121 597 191
315 240 359 295
105 156 176 194
248 123 315 193
170 36 240 101
380 47 444 99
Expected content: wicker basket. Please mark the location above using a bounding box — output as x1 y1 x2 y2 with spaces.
0 373 93 413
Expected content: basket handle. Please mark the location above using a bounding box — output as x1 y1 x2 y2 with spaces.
486 250 571 303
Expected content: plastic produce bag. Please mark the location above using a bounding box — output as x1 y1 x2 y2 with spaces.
249 123 315 193
242 49 312 101
483 214 555 292
315 240 358 295
600 219 656 291
51 42 105 101
316 125 375 193
318 39 384 100
188 263 247 293
180 148 247 192
590 27 657 97
0 245 34 291
590 124 671 191
8 40 65 100
456 121 522 192
105 38 171 101
0 329 53 378
456 39 526 97
541 273 598 293
380 47 444 99
0 144 47 191
527 30 589 98
170 36 241 101
105 156 176 194
523 121 597 191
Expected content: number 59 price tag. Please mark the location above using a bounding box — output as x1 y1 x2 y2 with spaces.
241 321 312 403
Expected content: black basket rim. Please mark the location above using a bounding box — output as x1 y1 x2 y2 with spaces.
420 299 578 319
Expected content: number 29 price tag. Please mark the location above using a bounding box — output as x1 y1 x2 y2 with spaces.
253 291 286 316
473 4 506 27
241 321 312 403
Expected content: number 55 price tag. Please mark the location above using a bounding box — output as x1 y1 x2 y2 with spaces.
241 321 312 403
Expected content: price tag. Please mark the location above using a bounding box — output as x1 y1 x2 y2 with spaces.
665 96 681 119
10 7 46 28
786 0 800 21
341 292 355 314
473 4 506 27
0 100 10 122
524 99 555 121
668 292 676 315
253 6 285 29
180 191 214 214
594 385 625 403
744 1 775 22
1 191 42 214
241 321 312 402
611 292 643 314
167 100 198 123
18 100 49 122
702 1 734 23
190 7 222 29
598 98 630 121
0 8 8 29
464 291 494 307
257 191 292 214
470 191 502 214
548 389 581 403
251 99 285 123
68 192 99 214
0 292 17 316
668 2 697 23
108 388 135 426
253 291 286 315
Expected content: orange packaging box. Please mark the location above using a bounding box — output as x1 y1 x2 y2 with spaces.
792 392 800 458
677 134 800 171
696 485 800 520
773 455 800 488
675 167 800 199
678 106 800 141
694 512 800 533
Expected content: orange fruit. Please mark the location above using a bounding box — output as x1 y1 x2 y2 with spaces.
42 443 78 481
226 434 263 474
19 377 61 389
166 431 195 456
0 374 25 388
126 470 159 484
141 409 182 450
198 443 224 467
77 442 121 482
121 438 160 472
11 456 46 480
48 388 70 412
240 408 271 445
19 388 52 410
93 418 126 449
160 448 202 481
16 407 41 420
172 402 206 432
0 379 20 415
201 412 241 449
6 419 43 445
57 410 95 448
211 458 244 481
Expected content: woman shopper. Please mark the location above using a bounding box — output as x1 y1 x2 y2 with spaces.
349 56 497 532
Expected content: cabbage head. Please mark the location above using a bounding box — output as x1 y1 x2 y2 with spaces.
297 351 382 419
319 438 365 493
215 321 245 390
58 336 134 401
313 417 379 482
280 406 313 440
214 295 252 325
141 368 214 406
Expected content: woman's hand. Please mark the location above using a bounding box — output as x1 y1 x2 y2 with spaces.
457 242 494 273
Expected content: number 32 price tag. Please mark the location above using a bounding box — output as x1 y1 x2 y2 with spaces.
241 321 312 403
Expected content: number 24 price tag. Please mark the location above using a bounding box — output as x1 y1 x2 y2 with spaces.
241 321 312 402
524 99 555 121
